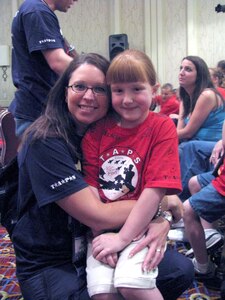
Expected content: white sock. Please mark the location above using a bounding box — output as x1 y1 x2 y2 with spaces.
192 257 209 273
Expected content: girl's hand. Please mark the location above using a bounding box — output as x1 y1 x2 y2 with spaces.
92 232 127 261
100 253 118 267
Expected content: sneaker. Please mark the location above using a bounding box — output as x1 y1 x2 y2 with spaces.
192 258 216 281
204 276 223 291
185 230 224 258
168 228 188 242
171 218 184 229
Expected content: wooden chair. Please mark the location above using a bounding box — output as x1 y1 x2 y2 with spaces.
0 110 19 167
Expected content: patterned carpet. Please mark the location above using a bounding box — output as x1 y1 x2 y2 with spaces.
169 239 222 300
0 227 21 299
0 226 223 300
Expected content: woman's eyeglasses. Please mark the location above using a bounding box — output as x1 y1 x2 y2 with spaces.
67 83 107 96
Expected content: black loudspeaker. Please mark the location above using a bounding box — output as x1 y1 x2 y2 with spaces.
109 34 129 61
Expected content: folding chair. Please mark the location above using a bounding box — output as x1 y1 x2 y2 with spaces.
0 110 19 167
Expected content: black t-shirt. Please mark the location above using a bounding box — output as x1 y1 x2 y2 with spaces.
9 0 66 120
12 137 88 280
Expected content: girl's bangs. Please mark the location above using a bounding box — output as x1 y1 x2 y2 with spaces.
107 58 147 83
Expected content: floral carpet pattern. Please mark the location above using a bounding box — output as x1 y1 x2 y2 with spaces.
169 239 222 300
0 227 21 299
0 226 223 300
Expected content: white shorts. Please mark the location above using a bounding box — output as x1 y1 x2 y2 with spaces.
86 238 158 297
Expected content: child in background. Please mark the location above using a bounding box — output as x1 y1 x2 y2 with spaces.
153 83 180 116
82 49 182 300
209 67 225 99
183 120 225 278
217 60 225 78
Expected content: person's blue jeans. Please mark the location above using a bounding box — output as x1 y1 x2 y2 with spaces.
18 263 89 300
18 250 193 300
157 248 194 300
179 140 215 201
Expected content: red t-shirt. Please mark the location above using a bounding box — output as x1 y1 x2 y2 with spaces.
212 157 225 196
154 95 179 116
82 112 182 203
211 87 225 195
217 87 225 99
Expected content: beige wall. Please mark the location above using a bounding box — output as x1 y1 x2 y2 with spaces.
0 0 225 107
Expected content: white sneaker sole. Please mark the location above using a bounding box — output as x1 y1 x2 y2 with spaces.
186 232 224 257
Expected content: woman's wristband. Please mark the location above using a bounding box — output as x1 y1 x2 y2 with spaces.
160 210 173 226
154 203 174 227
154 202 162 218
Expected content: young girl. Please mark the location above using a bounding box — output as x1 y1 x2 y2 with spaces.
183 120 225 278
82 49 182 300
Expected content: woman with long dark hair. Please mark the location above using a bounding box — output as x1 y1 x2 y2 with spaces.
11 53 193 300
177 55 225 142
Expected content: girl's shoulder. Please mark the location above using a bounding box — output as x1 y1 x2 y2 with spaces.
88 113 116 132
83 114 117 142
148 111 176 129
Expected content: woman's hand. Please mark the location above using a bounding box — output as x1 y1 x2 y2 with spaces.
129 217 169 272
210 139 223 166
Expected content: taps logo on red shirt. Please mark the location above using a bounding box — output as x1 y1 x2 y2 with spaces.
99 155 138 200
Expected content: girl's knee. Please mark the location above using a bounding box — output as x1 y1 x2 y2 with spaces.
117 287 132 299
92 294 119 300
188 176 201 195
183 200 196 223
